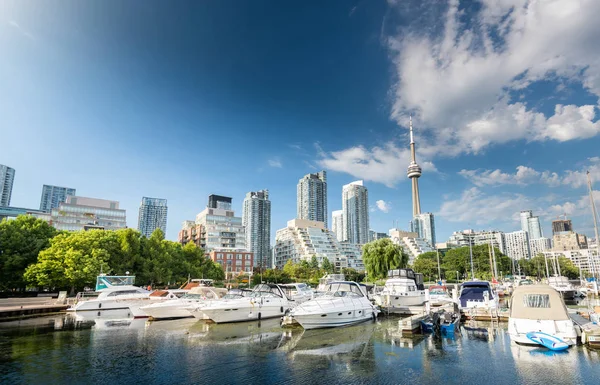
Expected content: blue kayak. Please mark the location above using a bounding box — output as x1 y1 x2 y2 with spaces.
525 332 570 351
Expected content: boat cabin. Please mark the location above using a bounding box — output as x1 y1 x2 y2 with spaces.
459 281 494 307
509 285 570 321
250 284 289 300
324 281 366 298
387 269 425 290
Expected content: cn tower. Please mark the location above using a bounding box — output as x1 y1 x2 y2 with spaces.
407 116 422 217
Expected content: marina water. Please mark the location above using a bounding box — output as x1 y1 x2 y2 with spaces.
1 313 599 385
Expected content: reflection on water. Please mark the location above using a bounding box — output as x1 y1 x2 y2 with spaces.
1 314 599 385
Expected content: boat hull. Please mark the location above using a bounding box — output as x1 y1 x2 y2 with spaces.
508 318 577 346
293 309 376 330
201 305 286 323
140 302 194 320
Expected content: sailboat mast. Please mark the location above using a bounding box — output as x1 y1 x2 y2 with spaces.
588 171 600 280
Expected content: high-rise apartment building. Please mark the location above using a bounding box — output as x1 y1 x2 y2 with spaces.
447 229 506 254
50 196 127 231
39 185 76 212
0 164 15 207
342 180 369 244
389 229 435 264
208 195 232 210
332 210 344 242
369 230 389 242
297 171 328 227
553 231 588 251
137 197 168 238
505 230 530 260
520 210 543 239
411 213 436 247
552 218 573 235
242 190 271 269
529 237 552 257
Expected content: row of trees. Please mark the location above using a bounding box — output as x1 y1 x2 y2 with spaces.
0 216 224 292
518 254 580 279
252 257 364 286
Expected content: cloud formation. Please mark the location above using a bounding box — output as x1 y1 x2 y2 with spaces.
267 158 282 168
376 200 392 213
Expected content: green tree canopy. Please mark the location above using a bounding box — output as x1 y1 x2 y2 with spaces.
0 216 57 290
441 244 511 281
413 252 439 282
321 257 334 274
362 238 408 280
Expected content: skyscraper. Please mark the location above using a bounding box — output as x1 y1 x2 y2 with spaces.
552 218 573 235
505 230 531 260
0 164 15 207
406 117 436 246
520 210 543 239
137 197 168 238
39 185 76 212
242 190 271 269
342 180 369 244
208 194 232 210
297 171 328 227
51 196 127 231
332 210 344 242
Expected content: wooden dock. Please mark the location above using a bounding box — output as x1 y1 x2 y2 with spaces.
570 310 600 348
0 304 69 321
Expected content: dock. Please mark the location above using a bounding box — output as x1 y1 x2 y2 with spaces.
570 310 600 348
0 304 69 321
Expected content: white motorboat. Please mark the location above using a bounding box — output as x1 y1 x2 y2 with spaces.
290 281 379 330
280 283 314 304
458 281 499 311
69 275 151 313
428 285 453 306
200 284 292 323
508 285 577 346
547 276 577 299
188 291 250 320
140 286 228 320
373 269 426 311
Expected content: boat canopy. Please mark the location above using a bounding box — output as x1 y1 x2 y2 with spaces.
324 281 365 297
251 283 288 299
509 285 569 321
387 269 424 289
95 275 136 291
459 281 494 306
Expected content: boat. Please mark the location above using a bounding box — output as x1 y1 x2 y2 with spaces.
373 269 426 311
433 310 460 336
458 281 499 312
289 281 379 330
279 283 314 304
315 274 345 294
508 285 576 347
69 275 152 313
428 285 452 306
547 276 577 300
187 290 251 320
140 286 228 320
199 284 292 323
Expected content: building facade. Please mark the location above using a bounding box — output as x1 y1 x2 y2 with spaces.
208 249 254 274
195 207 245 251
389 229 435 264
137 197 168 238
542 249 600 277
342 180 369 244
50 196 127 231
553 231 588 251
520 210 543 239
39 185 76 212
332 210 344 242
504 230 530 260
178 221 204 248
274 219 341 270
369 230 389 242
242 190 271 269
552 219 573 235
529 237 552 257
338 241 364 271
447 229 506 254
411 212 436 247
297 171 328 227
0 164 15 207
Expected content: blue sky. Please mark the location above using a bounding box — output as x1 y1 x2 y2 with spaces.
1 0 600 243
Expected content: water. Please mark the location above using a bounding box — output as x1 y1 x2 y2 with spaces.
1 313 599 385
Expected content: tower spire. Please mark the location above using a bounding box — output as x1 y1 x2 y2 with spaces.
407 116 422 216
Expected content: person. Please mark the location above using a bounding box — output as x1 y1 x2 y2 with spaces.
147 285 152 291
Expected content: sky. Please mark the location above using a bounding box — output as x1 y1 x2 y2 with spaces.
1 0 600 244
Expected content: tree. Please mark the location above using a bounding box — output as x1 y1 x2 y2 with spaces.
441 244 511 281
413 253 439 282
321 257 334 274
0 215 57 291
362 238 408 280
342 267 364 283
309 255 319 270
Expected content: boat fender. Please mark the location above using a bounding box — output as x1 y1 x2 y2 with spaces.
258 312 262 320
280 306 284 313
98 303 102 309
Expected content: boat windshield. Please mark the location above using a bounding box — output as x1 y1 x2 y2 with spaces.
523 294 550 308
460 286 494 300
325 282 364 298
430 288 447 295
250 284 282 298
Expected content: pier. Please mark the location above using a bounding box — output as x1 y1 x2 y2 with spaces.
0 294 69 321
570 308 600 348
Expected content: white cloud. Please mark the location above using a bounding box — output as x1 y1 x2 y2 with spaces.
376 200 392 213
317 142 437 187
267 158 282 168
437 187 529 225
543 190 600 221
387 0 600 154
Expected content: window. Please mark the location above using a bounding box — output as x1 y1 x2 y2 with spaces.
227 254 233 259
236 254 242 260
245 254 251 260
523 294 550 308
236 260 242 266
217 253 223 258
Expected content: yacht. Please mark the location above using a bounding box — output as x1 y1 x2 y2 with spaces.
428 285 453 306
508 285 577 347
280 283 314 304
200 284 292 323
458 281 498 311
69 275 151 313
140 286 228 320
547 276 577 299
373 269 426 311
187 290 250 320
289 281 379 330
